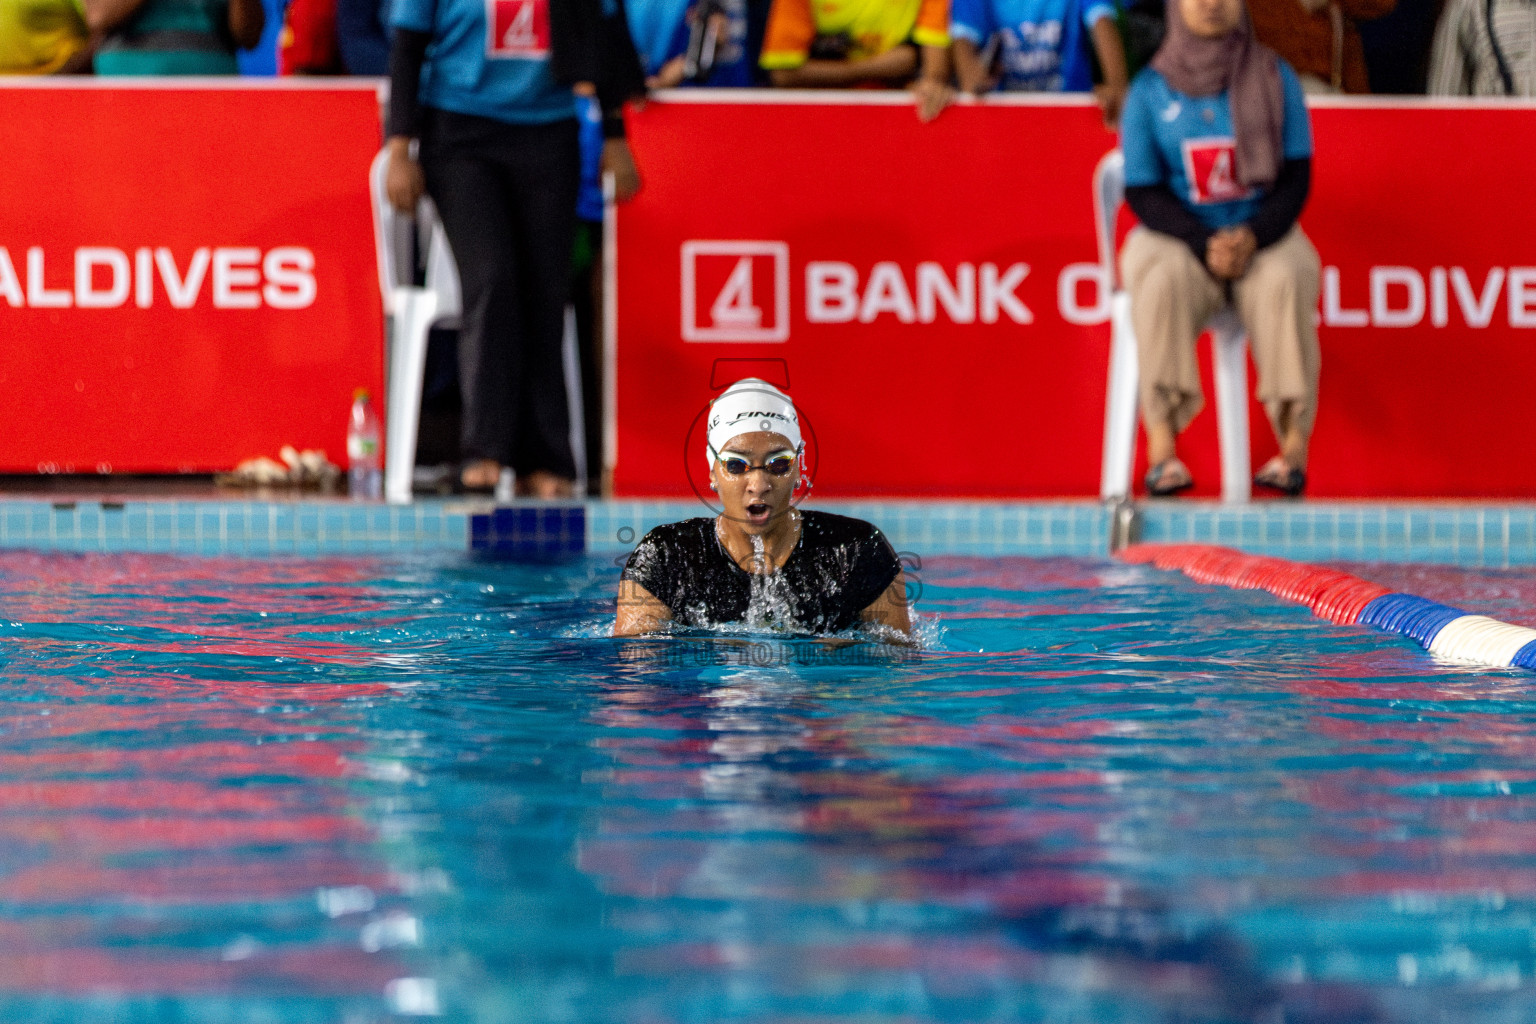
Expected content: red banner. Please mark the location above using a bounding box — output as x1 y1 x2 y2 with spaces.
0 81 384 474
614 95 1536 499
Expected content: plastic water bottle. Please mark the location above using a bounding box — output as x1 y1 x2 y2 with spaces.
347 388 382 500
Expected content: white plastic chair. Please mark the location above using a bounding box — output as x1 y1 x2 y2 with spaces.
369 147 462 505
1094 150 1251 504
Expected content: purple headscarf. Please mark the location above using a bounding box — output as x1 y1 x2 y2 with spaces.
1151 1 1285 189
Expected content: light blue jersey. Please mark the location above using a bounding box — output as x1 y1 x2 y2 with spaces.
1120 62 1312 230
950 0 1115 92
390 0 575 125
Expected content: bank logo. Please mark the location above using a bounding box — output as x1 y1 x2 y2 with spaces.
1181 138 1254 206
681 241 789 342
485 0 549 58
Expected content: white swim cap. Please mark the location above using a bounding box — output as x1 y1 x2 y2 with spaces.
706 378 803 469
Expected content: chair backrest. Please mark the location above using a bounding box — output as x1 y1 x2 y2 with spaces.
1092 149 1125 291
367 147 462 321
368 148 408 311
422 216 461 321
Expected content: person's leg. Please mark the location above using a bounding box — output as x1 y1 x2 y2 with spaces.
1119 227 1225 489
419 112 523 488
499 119 582 497
1233 227 1321 485
571 219 605 496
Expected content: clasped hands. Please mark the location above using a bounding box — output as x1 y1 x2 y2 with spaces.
1205 225 1257 281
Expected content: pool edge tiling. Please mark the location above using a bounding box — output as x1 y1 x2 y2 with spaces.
1138 501 1536 567
0 497 1534 564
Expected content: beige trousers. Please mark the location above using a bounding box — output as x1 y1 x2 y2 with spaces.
1119 225 1322 442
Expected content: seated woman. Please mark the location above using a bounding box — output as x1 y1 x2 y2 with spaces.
613 379 911 639
1119 0 1320 497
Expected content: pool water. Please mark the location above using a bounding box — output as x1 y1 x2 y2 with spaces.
3 549 1536 1023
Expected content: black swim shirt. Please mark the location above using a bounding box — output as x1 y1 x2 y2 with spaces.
621 510 902 633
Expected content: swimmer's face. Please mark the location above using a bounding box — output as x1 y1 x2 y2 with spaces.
711 431 797 533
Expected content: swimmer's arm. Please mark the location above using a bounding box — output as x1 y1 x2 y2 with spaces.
614 579 674 636
860 571 913 641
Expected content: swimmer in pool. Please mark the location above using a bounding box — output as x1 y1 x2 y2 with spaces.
613 379 911 639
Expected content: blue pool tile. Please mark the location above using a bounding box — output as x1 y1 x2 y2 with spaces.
1406 510 1431 546
1237 514 1259 545
472 504 586 560
1507 514 1533 556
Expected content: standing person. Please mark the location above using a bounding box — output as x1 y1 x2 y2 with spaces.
759 0 955 121
86 0 263 73
1247 0 1394 93
1118 0 1320 497
1428 0 1536 95
951 0 1131 125
385 0 646 497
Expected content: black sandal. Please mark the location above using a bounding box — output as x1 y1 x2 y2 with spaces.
1144 459 1194 497
1254 460 1307 497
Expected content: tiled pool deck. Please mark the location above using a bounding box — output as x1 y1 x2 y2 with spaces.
1 497 1534 566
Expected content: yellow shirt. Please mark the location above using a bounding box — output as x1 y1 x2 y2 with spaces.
760 0 950 70
0 0 89 74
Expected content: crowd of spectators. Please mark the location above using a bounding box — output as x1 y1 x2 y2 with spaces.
3 0 1535 96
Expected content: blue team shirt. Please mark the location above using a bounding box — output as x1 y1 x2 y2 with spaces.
950 0 1116 93
389 0 575 125
626 0 752 87
1121 62 1312 230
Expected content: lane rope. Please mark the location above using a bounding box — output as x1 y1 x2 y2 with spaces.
1117 543 1536 671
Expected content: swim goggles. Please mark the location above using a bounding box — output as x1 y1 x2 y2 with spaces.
714 448 798 478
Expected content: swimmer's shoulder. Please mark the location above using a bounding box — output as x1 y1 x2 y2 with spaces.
626 517 716 562
639 517 715 543
800 509 891 546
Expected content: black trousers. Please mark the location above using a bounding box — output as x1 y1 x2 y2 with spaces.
420 108 579 477
570 218 603 494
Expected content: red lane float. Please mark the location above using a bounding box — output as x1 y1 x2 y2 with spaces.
1117 543 1391 626
1120 543 1536 670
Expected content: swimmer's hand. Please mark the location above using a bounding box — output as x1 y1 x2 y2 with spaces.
860 571 914 643
614 579 673 636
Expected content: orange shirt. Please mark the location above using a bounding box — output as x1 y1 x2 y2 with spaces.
760 0 950 70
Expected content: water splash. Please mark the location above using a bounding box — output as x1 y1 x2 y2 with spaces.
743 534 801 632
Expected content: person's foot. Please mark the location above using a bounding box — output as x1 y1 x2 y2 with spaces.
1254 455 1306 497
1143 457 1194 497
460 458 500 492
517 469 574 500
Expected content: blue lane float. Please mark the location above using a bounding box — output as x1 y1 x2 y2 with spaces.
1357 594 1467 647
1120 544 1536 673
